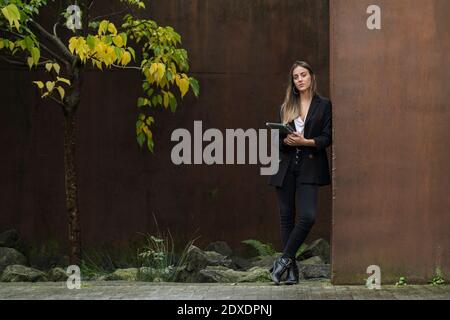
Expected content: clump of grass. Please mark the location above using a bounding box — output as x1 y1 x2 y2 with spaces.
429 267 445 286
80 248 116 280
136 213 199 282
395 276 407 286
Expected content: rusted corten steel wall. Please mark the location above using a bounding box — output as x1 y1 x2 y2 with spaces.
0 1 331 252
330 0 449 284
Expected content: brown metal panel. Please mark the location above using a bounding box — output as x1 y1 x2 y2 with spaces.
331 0 450 284
0 1 331 253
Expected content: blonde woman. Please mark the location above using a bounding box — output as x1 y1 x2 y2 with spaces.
268 61 332 285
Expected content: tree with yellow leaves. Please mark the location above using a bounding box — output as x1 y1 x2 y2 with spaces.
0 0 199 265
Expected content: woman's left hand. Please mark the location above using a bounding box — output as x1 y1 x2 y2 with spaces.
284 132 309 146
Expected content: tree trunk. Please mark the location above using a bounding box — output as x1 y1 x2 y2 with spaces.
64 112 81 265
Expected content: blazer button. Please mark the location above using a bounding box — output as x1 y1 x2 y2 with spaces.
309 154 314 159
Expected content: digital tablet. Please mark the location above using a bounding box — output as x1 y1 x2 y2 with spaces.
265 122 295 134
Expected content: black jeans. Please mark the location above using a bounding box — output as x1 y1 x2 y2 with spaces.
275 149 318 259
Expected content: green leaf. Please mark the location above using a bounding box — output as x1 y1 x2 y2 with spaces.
147 138 154 153
127 47 135 61
137 97 149 108
24 36 34 51
137 132 145 147
168 92 177 113
189 77 200 97
31 47 40 65
86 35 96 49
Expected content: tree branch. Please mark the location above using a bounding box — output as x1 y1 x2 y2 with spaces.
28 19 74 63
0 56 27 67
90 8 129 22
111 63 141 70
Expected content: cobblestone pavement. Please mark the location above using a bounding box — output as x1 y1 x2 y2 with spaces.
0 280 449 300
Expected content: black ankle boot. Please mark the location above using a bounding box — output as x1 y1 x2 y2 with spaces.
270 256 292 285
284 261 299 285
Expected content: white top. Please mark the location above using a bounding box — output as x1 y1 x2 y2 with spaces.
294 114 307 134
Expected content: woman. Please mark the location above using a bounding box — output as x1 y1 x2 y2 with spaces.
268 61 332 285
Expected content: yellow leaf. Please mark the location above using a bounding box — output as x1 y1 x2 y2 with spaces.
27 57 33 69
69 37 77 54
108 23 117 36
45 81 55 92
56 86 65 100
98 20 109 36
156 63 166 82
121 51 131 66
9 41 14 51
0 40 4 49
95 60 103 70
57 77 71 86
53 63 60 75
149 63 158 75
113 35 123 48
45 63 53 72
33 81 44 89
177 78 189 98
1 4 21 31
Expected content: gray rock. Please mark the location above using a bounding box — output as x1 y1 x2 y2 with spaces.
300 256 324 265
1 265 47 282
0 229 24 251
197 266 270 283
198 266 239 283
233 243 260 259
299 238 330 263
47 267 68 282
229 256 252 270
174 245 233 282
205 241 233 257
298 263 330 279
0 247 27 273
184 245 232 272
238 267 271 283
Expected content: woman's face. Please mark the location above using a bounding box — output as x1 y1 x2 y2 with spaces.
292 66 312 93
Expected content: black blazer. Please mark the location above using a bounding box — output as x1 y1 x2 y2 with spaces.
268 94 332 187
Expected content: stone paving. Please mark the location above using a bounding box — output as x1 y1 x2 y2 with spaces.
0 280 449 300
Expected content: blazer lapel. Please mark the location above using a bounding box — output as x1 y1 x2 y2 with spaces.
304 94 320 132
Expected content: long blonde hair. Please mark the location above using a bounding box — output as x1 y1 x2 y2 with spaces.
281 61 317 124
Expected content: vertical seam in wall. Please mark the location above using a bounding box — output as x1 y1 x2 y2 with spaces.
329 0 336 284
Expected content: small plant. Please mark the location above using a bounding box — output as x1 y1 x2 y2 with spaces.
429 267 445 286
136 213 199 282
241 239 277 256
395 276 407 286
80 248 116 280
